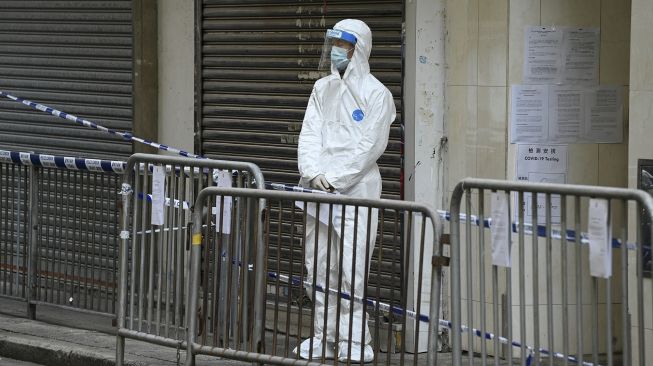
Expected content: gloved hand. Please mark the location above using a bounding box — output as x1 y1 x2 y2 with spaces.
310 174 333 192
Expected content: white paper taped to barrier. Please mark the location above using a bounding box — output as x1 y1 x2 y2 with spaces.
491 191 511 267
588 198 611 278
151 165 166 226
213 169 232 234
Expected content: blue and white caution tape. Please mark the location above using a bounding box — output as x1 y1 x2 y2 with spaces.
136 225 187 236
238 182 648 254
268 272 430 323
0 91 203 159
0 93 237 180
0 149 221 179
0 149 126 173
437 209 644 252
0 151 643 258
137 192 190 210
0 88 635 250
0 92 605 364
263 183 645 253
451 322 595 366
265 182 330 195
268 271 597 365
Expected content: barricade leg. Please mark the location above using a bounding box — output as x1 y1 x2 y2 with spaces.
116 179 132 366
252 197 266 355
186 210 203 366
116 335 125 366
427 219 445 366
26 165 38 320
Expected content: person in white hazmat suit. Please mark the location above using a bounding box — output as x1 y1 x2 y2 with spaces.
294 19 396 362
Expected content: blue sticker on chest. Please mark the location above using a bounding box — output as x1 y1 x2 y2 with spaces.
352 109 365 122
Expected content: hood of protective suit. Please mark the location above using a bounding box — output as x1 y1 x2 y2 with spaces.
330 19 372 77
298 18 395 196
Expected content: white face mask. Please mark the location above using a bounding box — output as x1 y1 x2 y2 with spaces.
330 46 351 71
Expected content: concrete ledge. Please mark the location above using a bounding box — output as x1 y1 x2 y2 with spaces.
0 334 120 366
0 299 227 366
0 313 150 366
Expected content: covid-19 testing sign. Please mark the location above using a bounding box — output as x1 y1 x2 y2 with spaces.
515 144 568 224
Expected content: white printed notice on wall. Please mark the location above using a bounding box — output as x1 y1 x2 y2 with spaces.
523 26 599 85
516 144 568 224
548 86 585 143
510 85 549 142
563 28 600 84
524 26 564 84
510 85 623 144
585 86 624 143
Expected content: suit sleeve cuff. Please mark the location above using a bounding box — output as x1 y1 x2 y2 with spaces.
324 172 344 191
301 170 322 185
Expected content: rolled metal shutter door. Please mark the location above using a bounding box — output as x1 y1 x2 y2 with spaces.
199 1 404 303
0 1 132 314
0 0 133 160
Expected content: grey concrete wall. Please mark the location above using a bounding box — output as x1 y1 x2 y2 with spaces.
158 0 194 154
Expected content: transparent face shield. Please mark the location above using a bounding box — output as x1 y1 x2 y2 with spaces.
318 29 357 72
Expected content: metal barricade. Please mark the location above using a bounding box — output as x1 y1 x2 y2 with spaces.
1 150 124 318
31 163 122 317
115 153 265 366
0 161 29 301
449 178 653 366
187 187 444 366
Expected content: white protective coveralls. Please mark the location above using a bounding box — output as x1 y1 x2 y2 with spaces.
296 19 397 360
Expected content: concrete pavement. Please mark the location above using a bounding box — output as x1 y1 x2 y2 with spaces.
0 356 46 366
0 297 516 366
0 297 246 366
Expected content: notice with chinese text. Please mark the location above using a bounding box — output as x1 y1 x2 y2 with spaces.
516 144 568 224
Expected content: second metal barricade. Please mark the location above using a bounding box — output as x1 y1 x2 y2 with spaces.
449 177 653 366
115 153 265 366
187 187 445 366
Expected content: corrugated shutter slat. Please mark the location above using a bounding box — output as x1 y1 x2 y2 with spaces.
0 0 133 159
